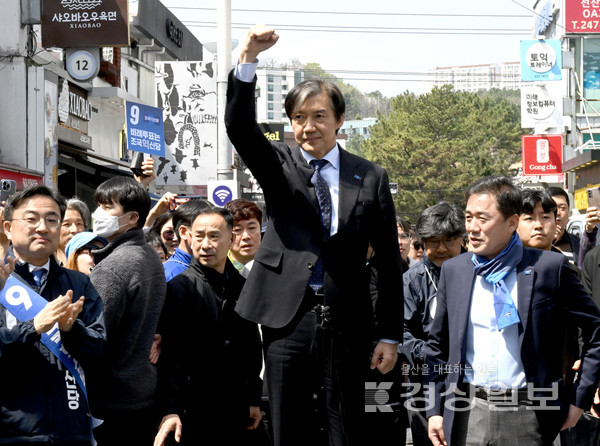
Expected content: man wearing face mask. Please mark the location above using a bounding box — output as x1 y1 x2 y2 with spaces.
87 177 167 446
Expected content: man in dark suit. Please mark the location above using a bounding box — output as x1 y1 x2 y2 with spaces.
225 26 403 446
425 176 600 446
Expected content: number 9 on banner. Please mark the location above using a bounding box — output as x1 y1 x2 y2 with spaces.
129 105 140 125
5 285 32 310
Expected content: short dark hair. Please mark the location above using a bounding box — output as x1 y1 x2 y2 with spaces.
224 199 263 226
194 206 234 231
66 197 91 230
93 177 150 229
285 79 345 127
417 201 465 240
5 185 67 221
396 216 411 234
149 212 173 237
172 199 212 234
545 186 569 208
522 189 557 217
465 176 522 219
146 231 168 258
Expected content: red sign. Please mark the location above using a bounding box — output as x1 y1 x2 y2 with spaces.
522 135 563 176
565 0 600 33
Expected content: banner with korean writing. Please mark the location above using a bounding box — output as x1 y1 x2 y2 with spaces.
521 84 564 129
565 0 600 33
42 0 129 47
520 40 562 81
125 101 166 157
154 61 217 188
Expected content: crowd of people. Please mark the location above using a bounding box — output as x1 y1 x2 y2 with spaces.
3 24 600 446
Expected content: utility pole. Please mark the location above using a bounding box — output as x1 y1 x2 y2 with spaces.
216 0 233 181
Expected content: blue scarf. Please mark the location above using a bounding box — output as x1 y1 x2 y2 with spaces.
472 232 523 331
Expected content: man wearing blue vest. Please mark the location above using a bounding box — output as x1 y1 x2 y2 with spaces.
0 185 106 445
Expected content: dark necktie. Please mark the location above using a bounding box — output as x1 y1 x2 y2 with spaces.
310 159 332 238
31 268 46 288
308 159 332 294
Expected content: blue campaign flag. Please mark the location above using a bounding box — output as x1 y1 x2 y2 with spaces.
125 101 166 157
520 40 562 82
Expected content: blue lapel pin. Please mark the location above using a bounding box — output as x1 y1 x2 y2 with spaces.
524 270 532 275
354 174 362 181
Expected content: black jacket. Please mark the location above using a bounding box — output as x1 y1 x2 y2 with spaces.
226 70 403 342
159 258 262 435
0 255 106 444
401 257 440 367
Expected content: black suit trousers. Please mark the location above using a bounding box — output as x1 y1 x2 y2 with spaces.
262 299 373 446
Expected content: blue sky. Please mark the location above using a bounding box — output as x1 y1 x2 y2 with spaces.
162 0 535 96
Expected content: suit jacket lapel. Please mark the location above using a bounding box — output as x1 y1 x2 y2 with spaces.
291 146 320 218
517 251 534 347
337 148 363 233
457 255 476 363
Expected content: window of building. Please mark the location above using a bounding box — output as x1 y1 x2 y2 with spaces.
282 75 286 80
268 103 274 110
268 112 274 120
268 94 274 101
578 37 600 113
267 74 274 82
282 84 287 91
268 84 274 92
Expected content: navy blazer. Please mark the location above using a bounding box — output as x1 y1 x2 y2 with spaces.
225 70 403 342
424 248 600 443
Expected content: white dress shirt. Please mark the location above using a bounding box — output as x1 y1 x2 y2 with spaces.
464 271 527 389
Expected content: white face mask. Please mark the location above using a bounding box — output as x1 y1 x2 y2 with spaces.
92 207 130 238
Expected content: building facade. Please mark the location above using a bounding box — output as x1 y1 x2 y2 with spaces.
431 61 523 92
0 0 205 207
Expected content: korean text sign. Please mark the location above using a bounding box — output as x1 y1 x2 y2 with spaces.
125 101 166 157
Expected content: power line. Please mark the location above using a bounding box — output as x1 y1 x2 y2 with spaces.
184 22 529 36
182 20 530 33
166 6 530 19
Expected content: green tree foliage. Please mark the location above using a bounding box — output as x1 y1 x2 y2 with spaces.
298 62 390 118
364 86 521 220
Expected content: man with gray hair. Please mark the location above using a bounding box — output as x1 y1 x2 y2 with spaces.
402 201 465 446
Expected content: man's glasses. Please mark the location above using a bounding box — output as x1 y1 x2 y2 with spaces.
11 215 61 230
412 242 424 251
424 236 461 249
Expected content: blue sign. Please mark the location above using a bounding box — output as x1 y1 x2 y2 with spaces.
212 185 233 206
125 101 166 157
520 40 562 82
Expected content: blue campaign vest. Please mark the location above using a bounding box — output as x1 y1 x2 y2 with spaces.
0 275 101 439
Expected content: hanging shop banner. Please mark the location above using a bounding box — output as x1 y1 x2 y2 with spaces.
521 83 564 129
44 81 58 190
154 61 217 189
565 0 600 33
520 40 562 81
522 134 564 176
41 0 129 47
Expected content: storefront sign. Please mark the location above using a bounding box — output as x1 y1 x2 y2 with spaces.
520 40 562 81
41 0 129 47
522 134 564 175
521 84 564 129
565 0 600 33
58 80 91 135
0 168 43 190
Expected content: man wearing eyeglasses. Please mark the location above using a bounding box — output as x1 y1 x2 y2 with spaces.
402 201 465 446
1 185 106 445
